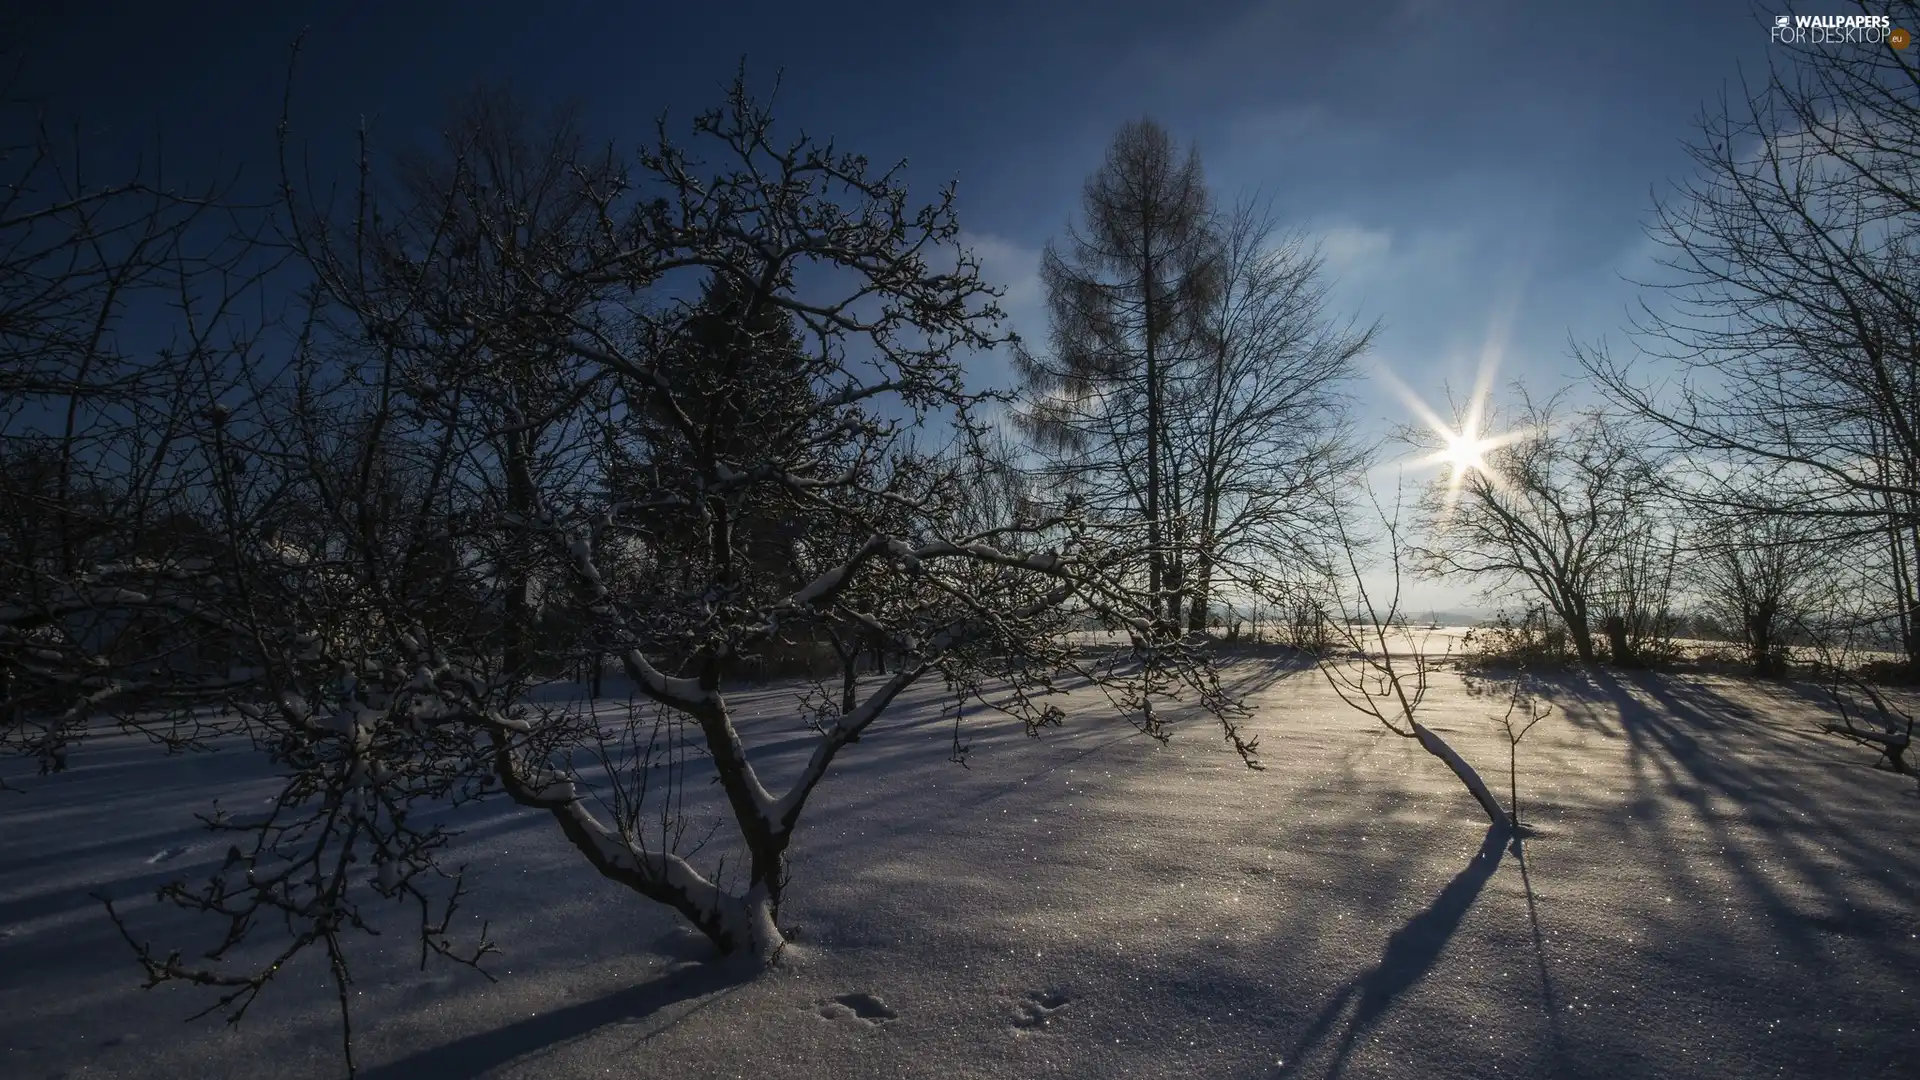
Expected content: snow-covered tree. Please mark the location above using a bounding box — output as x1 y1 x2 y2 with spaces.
1315 495 1509 829
76 81 1257 1075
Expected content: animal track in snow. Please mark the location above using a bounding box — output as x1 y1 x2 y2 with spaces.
1010 988 1070 1030
815 991 898 1025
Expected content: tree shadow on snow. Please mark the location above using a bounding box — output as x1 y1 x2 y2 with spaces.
1275 824 1509 1080
1555 669 1909 952
1210 644 1320 698
355 955 754 1080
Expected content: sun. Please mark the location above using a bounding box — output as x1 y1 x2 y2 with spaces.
1418 422 1510 502
1414 417 1534 510
1365 287 1534 507
1440 430 1492 478
1368 362 1533 506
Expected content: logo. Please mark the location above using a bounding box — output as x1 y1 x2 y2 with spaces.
1769 12 1903 46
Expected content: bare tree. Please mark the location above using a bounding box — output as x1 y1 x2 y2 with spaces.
1593 505 1681 667
0 79 264 777
79 81 1259 1075
1581 2 1920 674
1412 393 1659 664
1482 672 1553 830
1686 503 1835 676
1316 494 1508 828
1171 199 1372 633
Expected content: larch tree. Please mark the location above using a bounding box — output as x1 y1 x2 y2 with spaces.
1014 118 1217 627
1015 125 1371 635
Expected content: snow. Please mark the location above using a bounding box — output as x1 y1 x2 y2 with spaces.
3 657 1918 1078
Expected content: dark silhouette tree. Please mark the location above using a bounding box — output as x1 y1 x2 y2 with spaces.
1015 119 1216 626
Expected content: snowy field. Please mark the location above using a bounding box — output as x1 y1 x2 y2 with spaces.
4 655 1918 1079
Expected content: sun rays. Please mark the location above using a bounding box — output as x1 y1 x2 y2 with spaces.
1366 292 1536 507
1381 373 1526 504
1437 428 1495 477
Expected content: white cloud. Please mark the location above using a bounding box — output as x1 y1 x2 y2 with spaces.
957 231 1046 393
963 231 1044 320
1313 224 1394 280
1306 221 1478 305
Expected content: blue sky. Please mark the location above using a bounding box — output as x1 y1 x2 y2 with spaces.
17 0 1796 610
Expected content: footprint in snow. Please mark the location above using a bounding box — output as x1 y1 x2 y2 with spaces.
815 991 898 1025
1010 988 1070 1030
146 845 188 864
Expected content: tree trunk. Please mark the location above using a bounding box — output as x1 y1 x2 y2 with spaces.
690 872 787 963
1907 596 1920 681
832 632 862 743
1748 603 1780 678
1144 255 1165 624
1604 614 1633 667
1165 552 1184 637
1186 547 1213 635
730 828 792 962
503 432 535 675
1886 503 1918 678
1567 614 1596 664
732 883 786 963
1186 463 1223 635
1413 721 1508 828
